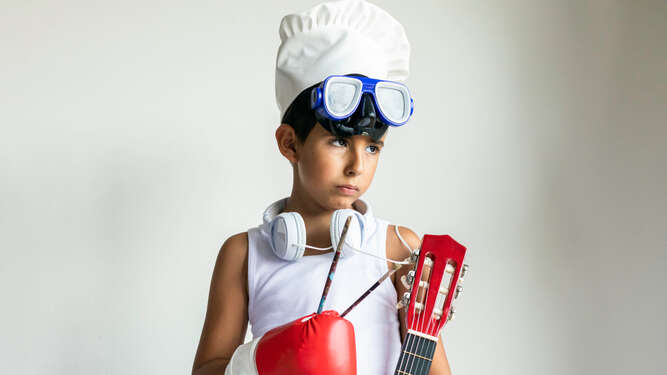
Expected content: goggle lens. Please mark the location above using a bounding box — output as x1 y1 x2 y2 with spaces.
326 80 360 117
375 85 408 123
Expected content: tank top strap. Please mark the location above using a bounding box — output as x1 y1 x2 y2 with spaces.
246 222 272 324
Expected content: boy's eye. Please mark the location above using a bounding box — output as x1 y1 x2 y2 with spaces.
330 137 381 154
331 138 348 147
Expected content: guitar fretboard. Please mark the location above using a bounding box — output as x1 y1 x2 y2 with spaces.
394 333 437 375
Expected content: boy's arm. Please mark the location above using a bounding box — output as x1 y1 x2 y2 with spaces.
388 225 452 375
192 232 249 375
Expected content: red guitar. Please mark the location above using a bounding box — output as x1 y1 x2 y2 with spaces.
394 235 468 375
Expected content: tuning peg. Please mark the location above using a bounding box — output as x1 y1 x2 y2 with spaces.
400 275 411 289
460 264 469 280
447 307 456 322
401 292 411 305
409 249 420 264
406 270 415 284
454 285 463 299
396 292 411 309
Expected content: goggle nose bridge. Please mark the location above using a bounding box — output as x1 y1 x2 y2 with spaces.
361 81 375 91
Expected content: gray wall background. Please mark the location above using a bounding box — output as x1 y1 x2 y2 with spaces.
1 0 665 374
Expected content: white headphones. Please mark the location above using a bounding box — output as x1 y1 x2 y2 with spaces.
262 198 413 264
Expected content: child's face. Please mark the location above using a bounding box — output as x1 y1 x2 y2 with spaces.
295 123 387 210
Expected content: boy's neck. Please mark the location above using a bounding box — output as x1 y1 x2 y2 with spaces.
282 189 356 252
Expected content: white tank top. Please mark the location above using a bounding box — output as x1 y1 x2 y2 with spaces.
247 197 402 375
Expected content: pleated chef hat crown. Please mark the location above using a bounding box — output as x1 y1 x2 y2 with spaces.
275 0 411 121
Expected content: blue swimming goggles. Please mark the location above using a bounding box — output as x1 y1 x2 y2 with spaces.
310 75 414 127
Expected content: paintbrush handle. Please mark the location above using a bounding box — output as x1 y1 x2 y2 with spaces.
341 265 401 318
316 216 352 314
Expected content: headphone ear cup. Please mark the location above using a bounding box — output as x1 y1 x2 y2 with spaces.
270 212 307 261
330 209 365 257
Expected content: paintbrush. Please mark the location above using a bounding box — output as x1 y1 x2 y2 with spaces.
316 216 352 314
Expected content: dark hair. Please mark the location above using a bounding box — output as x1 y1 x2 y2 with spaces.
280 81 320 144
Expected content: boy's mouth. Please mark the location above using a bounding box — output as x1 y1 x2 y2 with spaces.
337 184 359 190
336 184 359 195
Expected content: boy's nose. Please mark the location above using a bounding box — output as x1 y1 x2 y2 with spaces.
345 148 364 176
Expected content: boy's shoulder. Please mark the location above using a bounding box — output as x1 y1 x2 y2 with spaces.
220 231 249 259
386 224 421 261
223 231 249 247
386 224 421 293
214 231 250 283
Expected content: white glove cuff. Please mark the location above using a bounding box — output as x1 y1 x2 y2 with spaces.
224 337 261 375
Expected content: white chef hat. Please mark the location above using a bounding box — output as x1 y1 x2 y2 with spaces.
275 0 411 121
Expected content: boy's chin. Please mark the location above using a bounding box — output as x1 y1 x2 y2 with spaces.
325 194 360 209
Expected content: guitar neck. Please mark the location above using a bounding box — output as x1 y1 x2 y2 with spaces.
394 332 438 375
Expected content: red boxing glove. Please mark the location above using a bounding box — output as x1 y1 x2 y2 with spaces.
255 310 357 375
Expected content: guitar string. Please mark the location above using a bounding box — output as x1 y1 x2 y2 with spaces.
400 244 440 374
415 260 433 374
407 257 460 373
415 256 446 374
408 260 429 375
420 265 439 375
417 258 445 375
407 310 421 374
398 280 418 374
405 262 422 375
418 258 453 374
405 260 425 375
397 308 412 373
414 264 430 375
397 298 414 373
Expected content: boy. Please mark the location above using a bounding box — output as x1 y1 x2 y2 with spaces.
192 1 451 374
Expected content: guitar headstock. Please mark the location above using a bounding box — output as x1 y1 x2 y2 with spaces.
399 234 468 339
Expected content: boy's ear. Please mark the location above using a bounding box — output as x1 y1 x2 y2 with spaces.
275 124 299 164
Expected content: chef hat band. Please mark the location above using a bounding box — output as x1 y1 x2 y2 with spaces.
275 0 411 121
